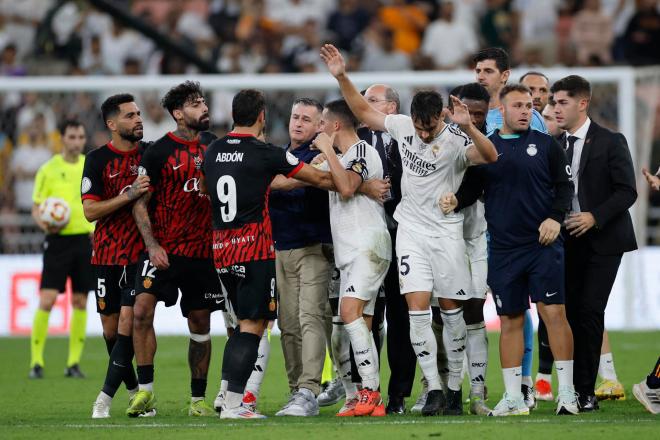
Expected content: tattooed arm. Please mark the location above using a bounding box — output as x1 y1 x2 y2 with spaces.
132 192 169 269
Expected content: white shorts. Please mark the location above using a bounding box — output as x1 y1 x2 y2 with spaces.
465 232 488 299
338 253 389 316
396 226 472 300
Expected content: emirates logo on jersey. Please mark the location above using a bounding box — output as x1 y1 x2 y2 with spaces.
194 155 203 169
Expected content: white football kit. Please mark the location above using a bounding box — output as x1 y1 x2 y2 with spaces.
384 114 473 299
463 201 488 298
322 140 391 315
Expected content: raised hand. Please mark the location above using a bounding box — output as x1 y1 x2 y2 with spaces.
320 44 346 78
447 95 472 129
642 168 660 191
311 132 336 155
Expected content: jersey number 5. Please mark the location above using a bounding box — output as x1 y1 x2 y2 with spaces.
216 175 237 222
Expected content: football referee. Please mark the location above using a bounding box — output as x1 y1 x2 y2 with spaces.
29 120 95 379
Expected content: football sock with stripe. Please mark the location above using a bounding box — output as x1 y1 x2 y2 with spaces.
331 319 357 398
522 310 533 386
409 310 442 391
245 329 271 398
31 309 50 367
441 307 467 392
345 318 379 391
466 322 488 396
103 334 137 397
221 331 260 407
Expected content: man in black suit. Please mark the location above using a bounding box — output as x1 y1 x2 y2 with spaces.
552 75 638 412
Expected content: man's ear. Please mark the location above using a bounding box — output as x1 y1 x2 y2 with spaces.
173 108 183 123
502 69 511 84
106 120 116 132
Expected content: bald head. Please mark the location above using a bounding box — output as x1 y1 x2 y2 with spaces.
365 84 399 115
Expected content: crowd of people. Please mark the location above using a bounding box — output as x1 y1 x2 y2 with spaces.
25 41 660 419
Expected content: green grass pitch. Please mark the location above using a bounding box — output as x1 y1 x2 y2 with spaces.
1 331 658 439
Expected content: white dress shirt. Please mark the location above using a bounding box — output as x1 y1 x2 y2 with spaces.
567 117 591 212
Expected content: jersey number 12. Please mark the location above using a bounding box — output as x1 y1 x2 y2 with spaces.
216 175 237 222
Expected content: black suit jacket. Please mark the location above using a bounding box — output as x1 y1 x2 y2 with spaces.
571 121 637 255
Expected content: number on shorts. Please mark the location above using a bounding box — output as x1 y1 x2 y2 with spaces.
97 278 106 297
141 259 157 278
216 175 237 222
399 255 410 276
270 278 275 298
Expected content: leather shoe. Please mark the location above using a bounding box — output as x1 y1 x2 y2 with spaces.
578 394 600 412
386 395 405 414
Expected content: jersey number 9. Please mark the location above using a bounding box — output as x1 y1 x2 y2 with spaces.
216 175 237 222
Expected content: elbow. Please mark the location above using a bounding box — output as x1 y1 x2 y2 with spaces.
485 150 498 163
84 211 97 223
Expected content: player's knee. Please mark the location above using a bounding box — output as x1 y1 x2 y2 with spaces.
38 290 58 310
538 303 568 328
71 293 88 309
500 314 524 333
133 304 153 329
103 328 118 341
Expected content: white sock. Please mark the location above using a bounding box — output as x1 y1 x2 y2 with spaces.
522 376 533 387
409 310 442 391
220 379 228 394
441 308 467 392
466 322 488 397
127 386 138 395
536 372 552 384
345 318 379 391
431 318 448 390
245 330 271 398
598 353 618 381
225 390 243 409
97 391 112 403
555 360 575 392
503 366 523 399
138 382 153 392
331 321 357 398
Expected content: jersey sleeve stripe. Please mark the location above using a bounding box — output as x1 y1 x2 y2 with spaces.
81 194 102 201
286 162 304 178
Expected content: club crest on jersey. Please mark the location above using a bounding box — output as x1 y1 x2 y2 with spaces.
431 144 441 156
130 164 139 175
526 144 537 156
98 298 105 310
194 155 203 169
143 277 152 289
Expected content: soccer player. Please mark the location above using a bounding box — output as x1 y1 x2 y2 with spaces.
83 94 150 418
128 81 222 417
474 48 546 407
633 357 660 415
312 99 392 416
29 120 94 379
321 43 498 416
203 89 333 418
441 84 579 416
520 71 550 113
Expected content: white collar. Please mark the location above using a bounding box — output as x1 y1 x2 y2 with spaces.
569 117 591 140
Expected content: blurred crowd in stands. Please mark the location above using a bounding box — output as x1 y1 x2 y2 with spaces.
0 0 659 252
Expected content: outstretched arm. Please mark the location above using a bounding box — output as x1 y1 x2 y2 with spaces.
83 175 150 222
448 96 498 165
320 44 387 132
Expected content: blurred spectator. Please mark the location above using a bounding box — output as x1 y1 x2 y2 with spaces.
0 44 26 76
209 0 242 43
0 129 13 202
572 0 614 66
79 35 108 75
100 19 153 75
141 96 174 142
327 0 370 52
513 0 561 65
378 0 429 54
622 0 660 66
421 1 478 69
360 26 411 72
480 0 516 53
285 19 324 72
16 93 59 146
9 114 53 213
265 0 330 29
218 41 268 73
0 0 53 61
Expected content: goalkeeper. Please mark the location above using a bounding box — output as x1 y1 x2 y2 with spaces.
29 120 95 379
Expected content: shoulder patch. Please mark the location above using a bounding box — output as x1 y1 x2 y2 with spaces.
81 177 92 194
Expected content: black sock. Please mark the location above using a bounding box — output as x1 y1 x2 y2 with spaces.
537 318 554 375
104 335 117 356
647 357 660 389
191 379 207 398
137 364 154 385
221 331 260 394
102 334 137 397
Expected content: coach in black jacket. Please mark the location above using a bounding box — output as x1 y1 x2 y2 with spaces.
552 75 637 411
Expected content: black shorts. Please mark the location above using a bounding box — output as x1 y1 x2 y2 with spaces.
218 260 277 321
94 264 137 315
40 234 94 293
135 253 224 317
488 242 566 316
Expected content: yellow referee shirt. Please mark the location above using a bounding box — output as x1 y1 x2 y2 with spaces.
32 154 94 235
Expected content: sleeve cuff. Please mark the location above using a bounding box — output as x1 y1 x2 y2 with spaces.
286 162 304 178
549 210 565 223
81 194 102 201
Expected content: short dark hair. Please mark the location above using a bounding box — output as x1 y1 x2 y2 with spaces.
324 99 359 130
449 82 490 105
292 97 323 114
161 80 204 117
473 47 510 72
232 89 265 126
519 71 549 84
59 119 84 136
101 93 136 123
500 83 532 101
410 91 443 126
550 75 592 99
547 95 556 106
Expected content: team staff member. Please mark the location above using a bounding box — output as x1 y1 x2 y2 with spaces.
552 75 637 412
29 120 95 379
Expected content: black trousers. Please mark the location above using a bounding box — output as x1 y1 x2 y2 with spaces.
564 233 622 396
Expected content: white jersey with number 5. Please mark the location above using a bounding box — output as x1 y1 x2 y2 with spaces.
321 140 391 268
384 114 473 238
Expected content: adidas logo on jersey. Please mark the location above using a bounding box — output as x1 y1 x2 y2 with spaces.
455 289 467 296
404 136 413 145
